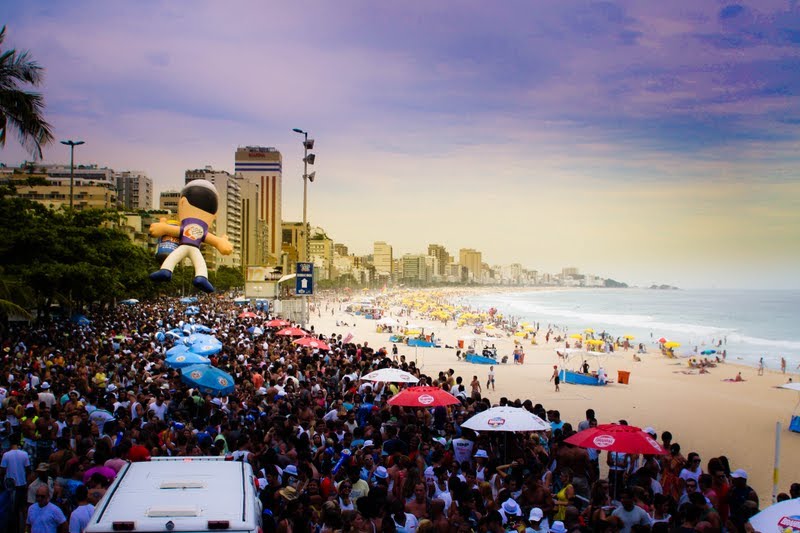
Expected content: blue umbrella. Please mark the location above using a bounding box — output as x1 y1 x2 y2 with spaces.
166 344 191 357
71 315 91 325
247 326 264 337
186 334 222 356
120 299 139 305
185 306 200 316
701 349 716 355
180 364 235 396
166 352 211 369
192 324 213 334
180 297 198 304
155 331 166 344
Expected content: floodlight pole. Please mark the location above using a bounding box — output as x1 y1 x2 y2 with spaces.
60 140 85 210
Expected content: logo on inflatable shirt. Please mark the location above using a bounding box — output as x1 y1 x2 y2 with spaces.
487 417 506 427
183 224 205 241
593 435 616 448
418 394 435 405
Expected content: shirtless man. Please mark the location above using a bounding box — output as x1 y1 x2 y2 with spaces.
406 482 429 520
557 442 593 500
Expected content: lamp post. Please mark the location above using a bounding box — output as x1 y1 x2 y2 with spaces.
292 128 315 262
292 128 315 326
60 140 85 210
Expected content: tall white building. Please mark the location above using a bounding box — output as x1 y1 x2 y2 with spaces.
185 167 242 270
373 241 393 278
115 171 152 210
234 146 282 265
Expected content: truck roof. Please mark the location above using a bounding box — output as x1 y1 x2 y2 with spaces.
86 458 256 533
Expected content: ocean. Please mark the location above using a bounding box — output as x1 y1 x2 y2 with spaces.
461 288 800 372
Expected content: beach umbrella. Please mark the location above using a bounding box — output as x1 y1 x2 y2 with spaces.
664 341 681 349
701 349 716 355
155 332 166 343
265 319 291 328
71 315 91 326
165 352 211 369
180 364 235 396
238 311 257 319
387 386 460 407
120 299 139 305
569 334 583 339
361 368 419 384
275 327 309 337
180 297 198 304
780 382 800 392
748 498 800 533
186 333 223 356
293 337 330 350
248 326 264 337
584 328 594 333
166 344 191 357
564 424 667 455
658 337 667 343
461 407 549 432
377 317 400 327
623 335 635 340
184 306 200 315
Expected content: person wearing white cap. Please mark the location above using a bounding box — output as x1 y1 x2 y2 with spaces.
728 468 759 531
473 449 490 481
37 383 56 408
528 507 549 533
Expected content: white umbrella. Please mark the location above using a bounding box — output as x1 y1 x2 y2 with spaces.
377 317 400 327
779 382 800 392
461 407 549 432
748 498 800 533
361 368 420 384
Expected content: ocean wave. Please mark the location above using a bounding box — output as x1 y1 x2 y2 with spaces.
725 334 800 351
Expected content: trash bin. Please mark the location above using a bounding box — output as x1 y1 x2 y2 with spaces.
617 370 631 384
458 340 464 349
425 335 431 342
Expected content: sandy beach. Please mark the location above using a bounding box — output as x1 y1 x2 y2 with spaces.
307 288 800 505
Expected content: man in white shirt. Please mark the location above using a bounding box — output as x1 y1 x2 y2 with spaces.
611 490 651 533
37 383 57 408
451 434 475 467
148 395 168 421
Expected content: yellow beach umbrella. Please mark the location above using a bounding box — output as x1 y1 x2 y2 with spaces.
406 329 421 336
584 328 594 333
664 341 681 349
623 335 635 340
569 333 583 339
587 339 604 345
514 331 527 337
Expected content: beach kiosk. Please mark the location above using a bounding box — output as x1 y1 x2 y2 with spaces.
781 382 800 433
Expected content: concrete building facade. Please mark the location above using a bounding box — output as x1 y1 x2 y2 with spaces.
235 146 282 264
116 171 152 210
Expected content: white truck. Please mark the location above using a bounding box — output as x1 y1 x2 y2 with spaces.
84 457 262 533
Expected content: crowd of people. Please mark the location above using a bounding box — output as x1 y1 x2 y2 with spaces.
0 296 797 533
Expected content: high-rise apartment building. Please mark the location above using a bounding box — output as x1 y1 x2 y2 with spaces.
334 243 349 257
159 190 181 213
562 267 579 278
116 171 152 210
373 241 393 278
185 167 242 270
427 244 449 275
401 254 428 282
459 248 482 281
235 146 282 264
238 177 265 268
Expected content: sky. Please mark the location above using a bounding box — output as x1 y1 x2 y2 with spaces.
2 1 799 289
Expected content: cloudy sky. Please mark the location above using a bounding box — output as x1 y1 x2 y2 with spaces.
3 1 799 288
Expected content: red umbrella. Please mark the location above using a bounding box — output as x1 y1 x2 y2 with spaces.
238 311 257 319
658 337 667 343
293 337 331 351
266 319 291 328
275 327 308 337
387 386 460 407
564 424 667 455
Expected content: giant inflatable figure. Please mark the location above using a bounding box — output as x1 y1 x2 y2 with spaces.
149 180 232 293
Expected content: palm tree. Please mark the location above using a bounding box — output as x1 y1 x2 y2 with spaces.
0 26 54 159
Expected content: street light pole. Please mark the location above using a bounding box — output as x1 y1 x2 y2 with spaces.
60 140 85 210
292 128 315 326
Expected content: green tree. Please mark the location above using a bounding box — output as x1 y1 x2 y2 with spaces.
0 26 54 159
